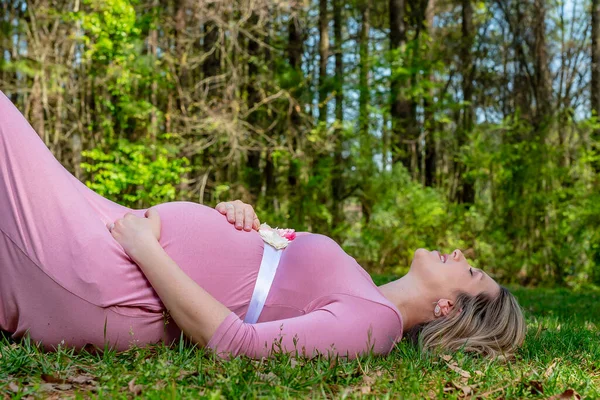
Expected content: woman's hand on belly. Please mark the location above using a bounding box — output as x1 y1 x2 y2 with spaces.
107 208 161 258
216 200 260 231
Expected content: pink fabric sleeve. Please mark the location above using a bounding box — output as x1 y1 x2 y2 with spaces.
207 295 402 359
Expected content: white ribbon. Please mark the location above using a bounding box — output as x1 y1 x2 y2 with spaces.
244 243 283 324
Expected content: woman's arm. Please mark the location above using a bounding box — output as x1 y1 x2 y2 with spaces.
207 295 401 359
107 209 231 347
128 239 231 347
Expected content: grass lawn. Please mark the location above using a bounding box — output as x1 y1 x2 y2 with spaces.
1 280 598 399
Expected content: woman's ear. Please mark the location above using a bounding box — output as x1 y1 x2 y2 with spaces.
436 299 454 317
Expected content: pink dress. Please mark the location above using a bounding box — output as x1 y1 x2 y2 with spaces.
0 91 402 358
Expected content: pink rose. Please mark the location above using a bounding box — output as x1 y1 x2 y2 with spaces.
258 224 296 249
275 228 296 241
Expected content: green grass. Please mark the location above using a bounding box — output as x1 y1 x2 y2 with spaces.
1 282 599 399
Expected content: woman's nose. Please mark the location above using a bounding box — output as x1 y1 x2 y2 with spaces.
452 249 464 261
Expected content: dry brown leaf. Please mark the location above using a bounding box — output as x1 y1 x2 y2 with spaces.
360 386 371 394
128 378 143 396
443 382 455 393
452 381 473 397
8 382 19 393
67 374 97 385
544 360 558 378
528 380 544 395
546 389 581 400
40 383 56 392
177 370 199 380
447 362 471 379
41 374 66 384
256 372 278 383
362 375 376 386
474 370 483 376
441 354 453 362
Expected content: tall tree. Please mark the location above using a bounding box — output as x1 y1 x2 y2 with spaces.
246 13 262 199
423 0 436 188
593 0 600 171
389 0 413 170
358 0 374 221
287 2 305 192
331 0 344 228
457 0 475 203
318 0 329 122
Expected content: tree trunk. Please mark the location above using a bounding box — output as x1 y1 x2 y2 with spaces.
287 3 304 191
458 0 475 203
149 0 159 143
331 0 344 229
203 12 220 93
246 13 262 199
389 0 412 170
533 0 550 127
359 1 373 221
424 0 436 188
318 0 329 122
593 0 600 171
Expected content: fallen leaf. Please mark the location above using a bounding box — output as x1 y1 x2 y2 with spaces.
544 360 558 378
128 378 143 396
546 389 581 400
41 374 66 384
528 380 544 395
55 384 73 391
447 362 471 379
360 386 371 394
68 374 97 385
474 370 483 376
362 375 376 386
40 383 56 392
177 370 199 380
441 354 453 362
8 382 19 393
256 372 278 383
452 381 473 397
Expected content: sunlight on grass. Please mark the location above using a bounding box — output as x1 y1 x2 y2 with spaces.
1 284 598 398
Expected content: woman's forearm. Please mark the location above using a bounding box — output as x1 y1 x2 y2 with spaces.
129 241 231 347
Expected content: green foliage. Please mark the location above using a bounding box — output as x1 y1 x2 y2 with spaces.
81 138 190 208
344 165 458 274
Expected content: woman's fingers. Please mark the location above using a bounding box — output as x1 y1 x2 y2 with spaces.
215 202 227 214
252 216 260 230
244 206 254 231
235 206 244 229
216 200 259 231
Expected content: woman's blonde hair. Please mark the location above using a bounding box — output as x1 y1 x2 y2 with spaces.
408 287 526 359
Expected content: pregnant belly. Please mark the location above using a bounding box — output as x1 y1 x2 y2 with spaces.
153 202 264 314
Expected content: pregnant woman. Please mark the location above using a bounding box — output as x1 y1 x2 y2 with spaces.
0 91 526 359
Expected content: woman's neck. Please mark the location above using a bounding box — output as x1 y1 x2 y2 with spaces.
378 275 434 331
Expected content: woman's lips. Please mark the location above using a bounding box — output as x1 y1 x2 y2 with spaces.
433 250 447 263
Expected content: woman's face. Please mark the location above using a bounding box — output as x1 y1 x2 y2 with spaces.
409 248 500 299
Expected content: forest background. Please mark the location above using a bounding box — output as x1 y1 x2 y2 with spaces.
1 0 599 287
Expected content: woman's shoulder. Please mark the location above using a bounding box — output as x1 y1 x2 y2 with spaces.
311 293 404 353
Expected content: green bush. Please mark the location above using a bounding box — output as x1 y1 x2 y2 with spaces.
81 138 190 208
